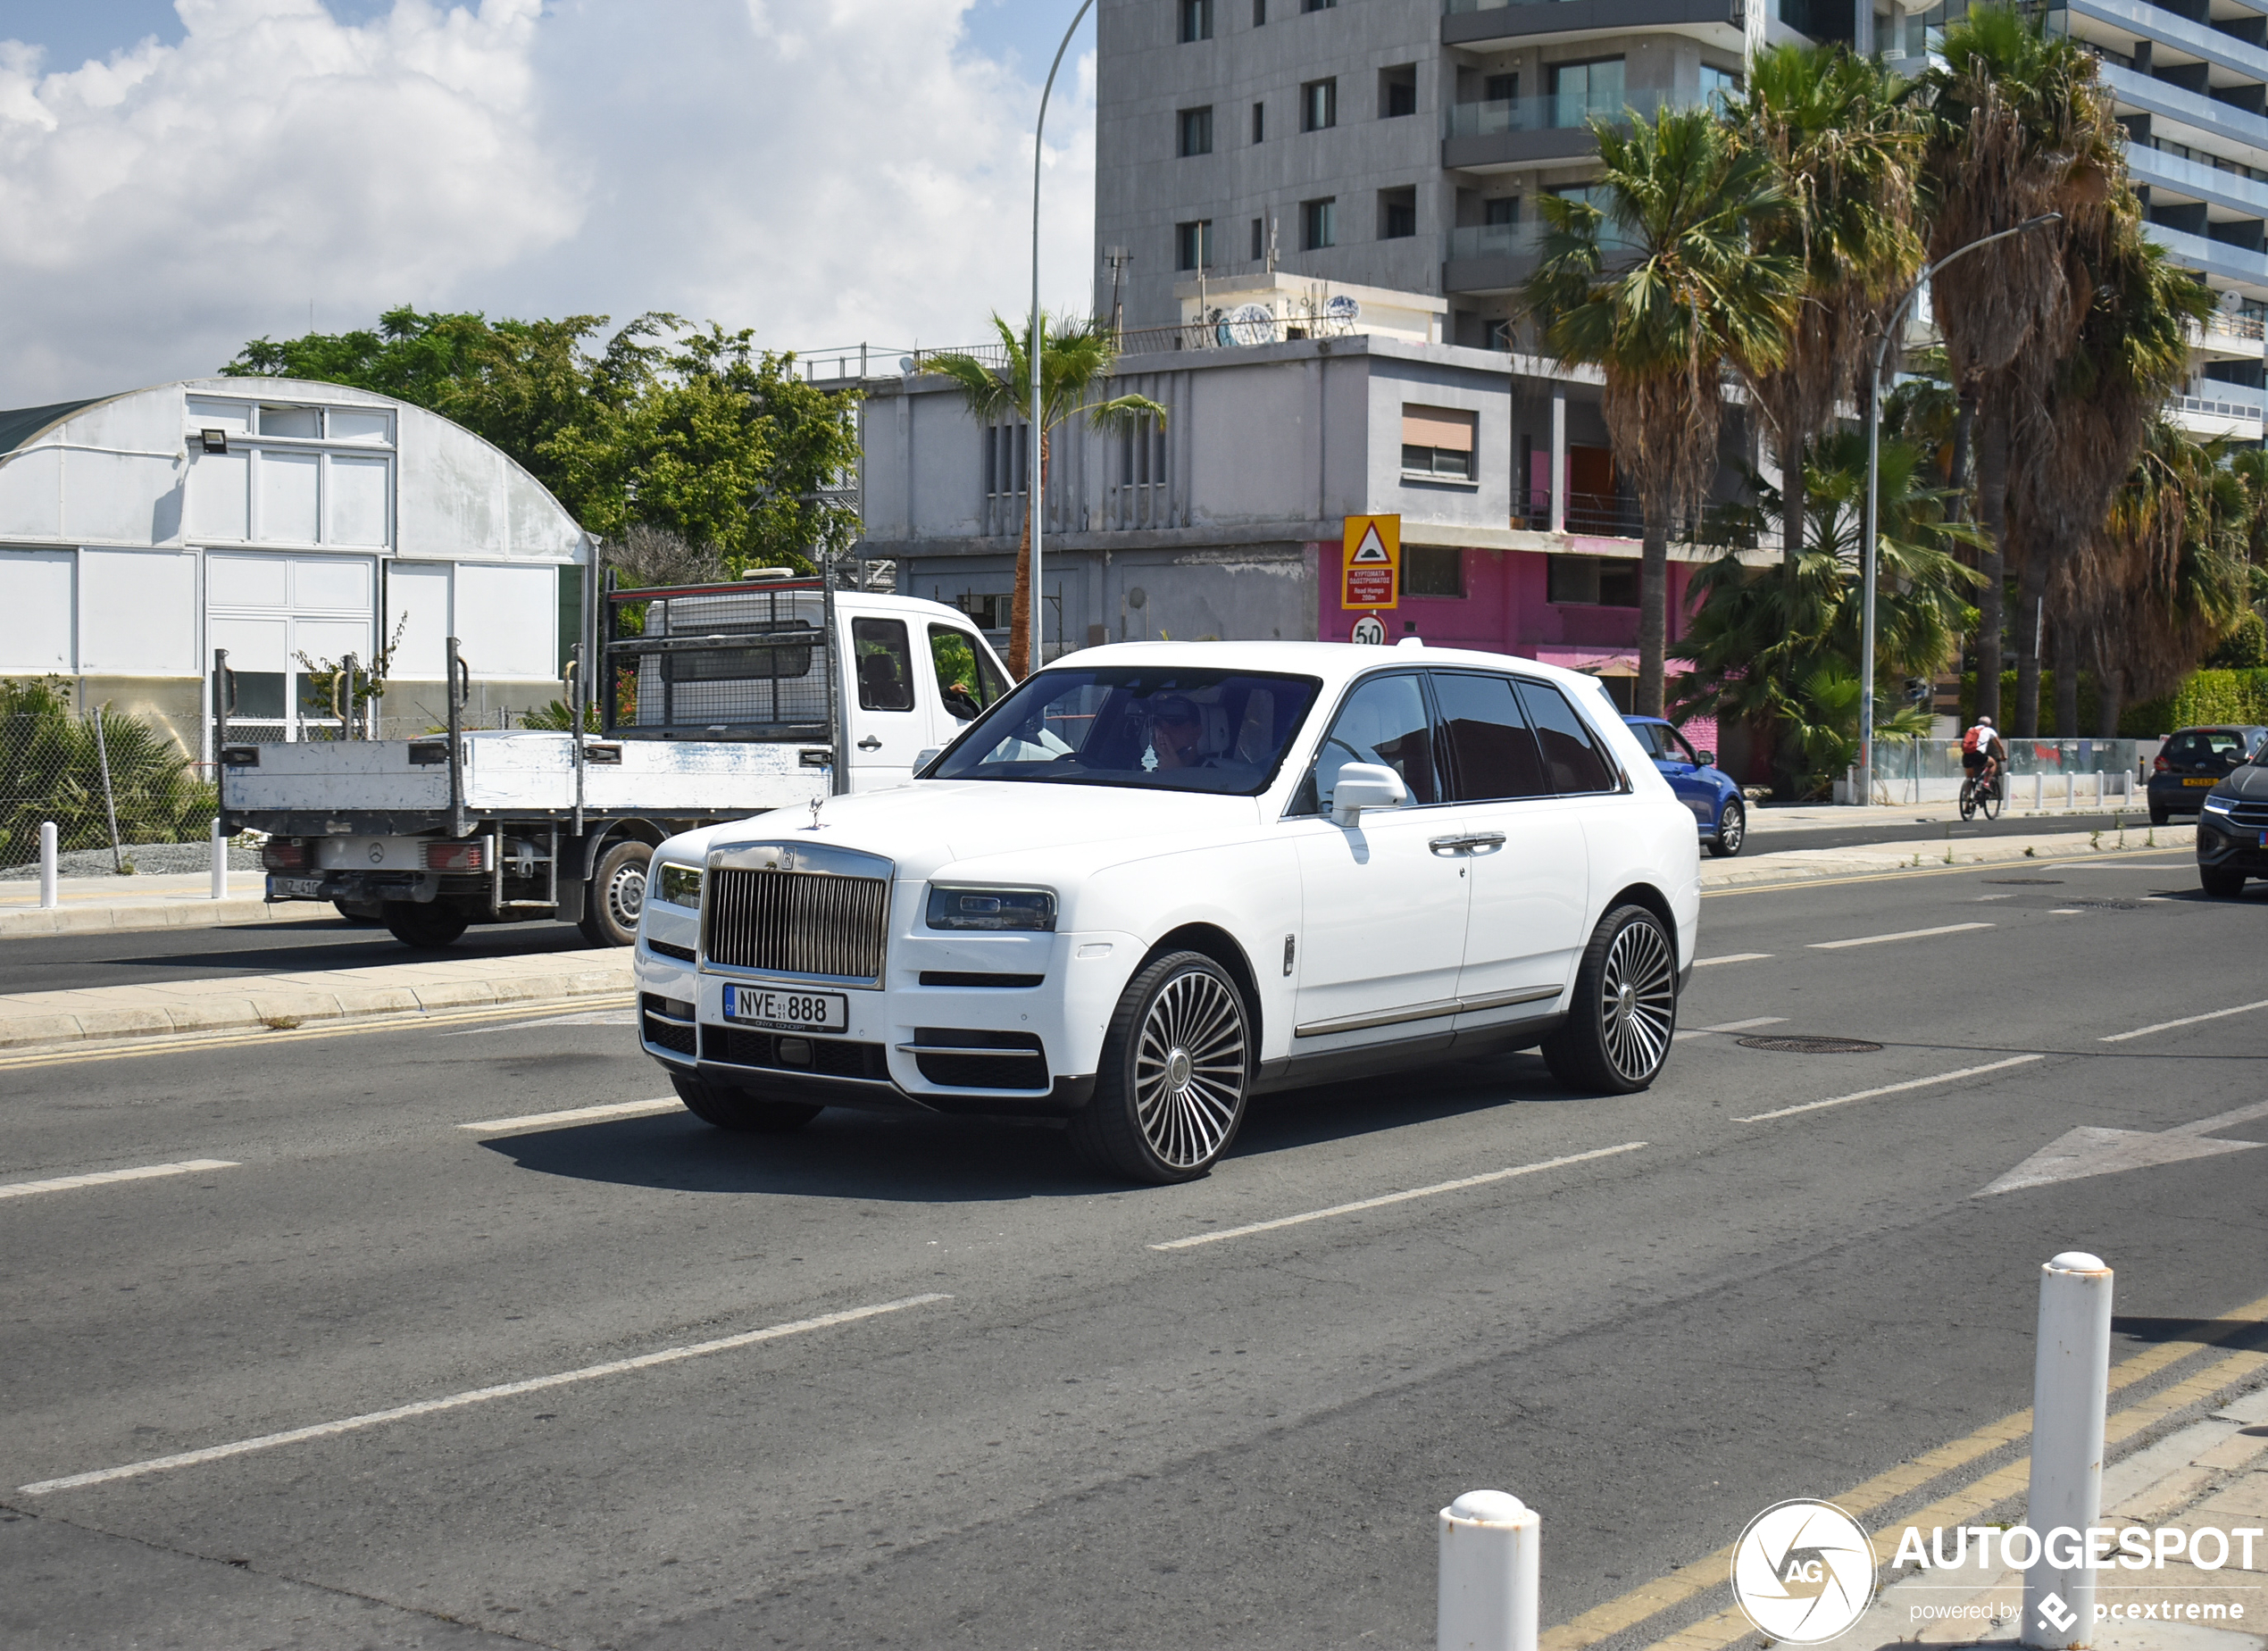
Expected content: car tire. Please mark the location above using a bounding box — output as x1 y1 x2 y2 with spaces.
1707 800 1746 858
1069 950 1251 1185
2149 804 2170 827
382 902 468 950
578 839 652 947
1540 904 1679 1096
2200 864 2248 898
671 1071 821 1133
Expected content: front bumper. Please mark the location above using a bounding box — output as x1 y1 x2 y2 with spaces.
2196 816 2268 872
631 917 1133 1117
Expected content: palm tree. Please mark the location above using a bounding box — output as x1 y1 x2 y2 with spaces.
1728 45 1925 570
928 314 1166 677
1919 4 2129 722
2003 210 2209 732
1523 104 1801 716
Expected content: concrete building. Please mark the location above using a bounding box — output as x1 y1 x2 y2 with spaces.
0 379 591 758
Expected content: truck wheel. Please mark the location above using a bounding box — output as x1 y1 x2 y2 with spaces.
671 1072 821 1133
383 902 468 949
1069 950 1251 1185
333 899 382 924
578 840 652 947
1540 904 1678 1095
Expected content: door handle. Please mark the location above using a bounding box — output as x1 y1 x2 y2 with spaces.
856 736 882 751
1428 832 1505 855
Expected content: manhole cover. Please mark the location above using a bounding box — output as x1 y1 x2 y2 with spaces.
2076 897 2142 911
1737 1035 1884 1054
1986 878 2063 885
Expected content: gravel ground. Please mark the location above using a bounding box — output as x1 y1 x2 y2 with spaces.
0 841 264 880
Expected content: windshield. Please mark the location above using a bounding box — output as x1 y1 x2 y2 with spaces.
930 667 1323 795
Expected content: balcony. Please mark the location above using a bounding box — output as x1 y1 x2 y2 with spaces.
2145 220 2268 291
2126 135 2268 221
1444 0 1744 51
2062 0 2268 90
2093 63 2268 156
1444 87 1704 171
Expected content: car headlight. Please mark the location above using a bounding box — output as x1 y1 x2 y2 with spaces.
655 862 705 909
2201 794 2236 814
926 885 1056 931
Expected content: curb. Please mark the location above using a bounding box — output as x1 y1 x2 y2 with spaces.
0 894 338 940
0 956 635 1054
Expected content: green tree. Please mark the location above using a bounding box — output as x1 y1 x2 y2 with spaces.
1728 45 1925 569
1522 104 1802 716
927 314 1167 678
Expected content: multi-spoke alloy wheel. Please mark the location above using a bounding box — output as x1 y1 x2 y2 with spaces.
1541 905 1680 1095
1708 800 1746 858
1071 951 1252 1183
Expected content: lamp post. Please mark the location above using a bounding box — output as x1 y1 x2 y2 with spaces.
1030 0 1098 676
1857 213 2059 804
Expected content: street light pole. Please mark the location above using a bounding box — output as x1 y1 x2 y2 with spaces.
1030 0 1097 677
1858 213 2059 804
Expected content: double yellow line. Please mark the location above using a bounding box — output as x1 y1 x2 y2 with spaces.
0 996 635 1075
1543 1290 2268 1650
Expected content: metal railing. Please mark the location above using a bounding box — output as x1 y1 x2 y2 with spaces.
1853 737 2151 806
2174 390 2267 421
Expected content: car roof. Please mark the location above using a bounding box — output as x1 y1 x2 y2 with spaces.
1041 638 1609 696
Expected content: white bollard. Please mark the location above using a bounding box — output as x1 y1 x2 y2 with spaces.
2033 772 2045 812
210 817 228 900
2022 1251 2113 1649
1439 1489 1539 1651
2064 772 2075 811
39 820 59 908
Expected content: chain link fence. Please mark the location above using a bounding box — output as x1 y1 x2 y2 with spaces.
0 696 220 875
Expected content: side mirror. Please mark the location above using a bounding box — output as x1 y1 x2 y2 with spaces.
913 746 941 776
1696 749 1715 767
1330 762 1408 826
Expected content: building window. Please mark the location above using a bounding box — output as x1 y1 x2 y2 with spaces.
1176 218 1215 270
1179 0 1213 41
1121 416 1168 487
982 424 1030 496
1548 57 1624 128
1402 404 1476 479
1251 216 1266 259
1485 71 1519 104
1403 546 1464 597
1302 0 1336 11
1547 555 1639 607
1252 101 1265 142
1380 64 1418 117
1302 77 1338 131
1380 189 1417 239
1483 196 1519 226
1179 105 1214 156
1253 0 1266 21
1698 63 1741 111
1301 197 1337 249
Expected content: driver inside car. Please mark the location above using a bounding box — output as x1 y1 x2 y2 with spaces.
1145 695 1205 770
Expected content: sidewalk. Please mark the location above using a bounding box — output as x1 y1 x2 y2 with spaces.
0 871 334 939
1709 821 2196 891
1750 796 2150 834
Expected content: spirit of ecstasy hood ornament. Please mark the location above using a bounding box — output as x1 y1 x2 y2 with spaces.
808 794 825 830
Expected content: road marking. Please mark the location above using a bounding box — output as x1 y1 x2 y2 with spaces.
17 1292 952 1497
1807 921 1994 949
0 1158 238 1201
1692 952 1771 967
1976 1099 2268 1197
1673 1017 1789 1043
1149 1142 1647 1251
2099 997 2268 1044
1732 1055 2043 1124
1545 1290 2268 1651
445 1007 638 1036
462 1096 681 1133
0 996 637 1074
2048 907 2086 914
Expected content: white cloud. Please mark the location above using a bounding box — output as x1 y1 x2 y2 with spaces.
0 0 1096 404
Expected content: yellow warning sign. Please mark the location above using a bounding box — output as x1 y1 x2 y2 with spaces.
1341 514 1400 610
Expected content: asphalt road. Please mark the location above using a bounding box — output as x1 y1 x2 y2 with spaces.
0 917 595 995
2 847 2263 1649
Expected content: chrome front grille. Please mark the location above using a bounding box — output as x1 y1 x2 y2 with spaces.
705 867 889 981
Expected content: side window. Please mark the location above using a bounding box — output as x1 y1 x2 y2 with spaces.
1305 672 1440 813
852 618 916 712
1513 679 1617 794
1663 725 1701 765
1433 671 1548 801
928 625 1005 722
1625 721 1665 758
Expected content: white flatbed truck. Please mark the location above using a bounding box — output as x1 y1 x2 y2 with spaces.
219 573 1011 947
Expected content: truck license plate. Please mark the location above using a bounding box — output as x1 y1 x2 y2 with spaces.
268 874 325 899
722 985 847 1033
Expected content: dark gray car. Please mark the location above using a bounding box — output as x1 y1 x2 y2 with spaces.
2197 760 2268 896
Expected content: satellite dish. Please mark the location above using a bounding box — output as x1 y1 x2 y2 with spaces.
899 355 916 373
1221 303 1275 347
1324 294 1361 324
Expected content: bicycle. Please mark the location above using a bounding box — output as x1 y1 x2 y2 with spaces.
1959 763 2004 821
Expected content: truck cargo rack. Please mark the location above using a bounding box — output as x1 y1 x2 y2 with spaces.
600 575 840 756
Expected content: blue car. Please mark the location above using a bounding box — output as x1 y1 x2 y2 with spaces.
1624 715 1747 856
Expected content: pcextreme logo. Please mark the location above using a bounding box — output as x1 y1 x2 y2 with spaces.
1730 1499 1878 1644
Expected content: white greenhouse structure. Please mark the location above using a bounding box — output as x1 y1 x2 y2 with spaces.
0 378 593 759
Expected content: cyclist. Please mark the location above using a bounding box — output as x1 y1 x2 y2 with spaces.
1962 713 2007 799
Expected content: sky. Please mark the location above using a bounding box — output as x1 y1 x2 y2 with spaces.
0 0 1098 404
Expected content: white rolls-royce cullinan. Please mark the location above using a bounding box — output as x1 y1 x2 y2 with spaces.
632 640 1700 1182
